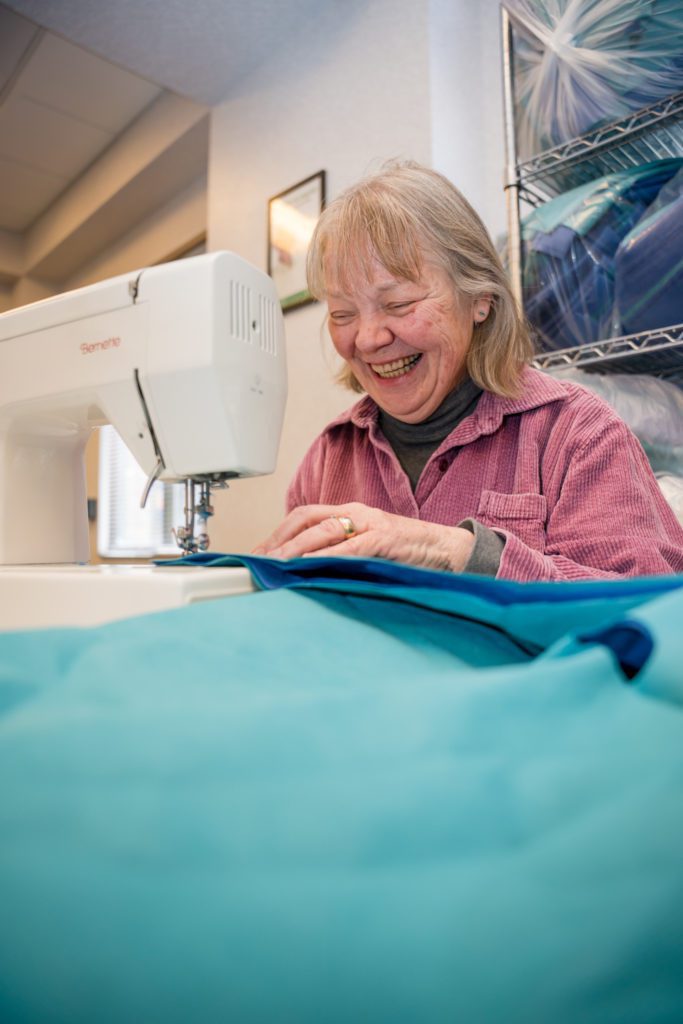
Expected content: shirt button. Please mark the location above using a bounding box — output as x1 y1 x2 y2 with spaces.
438 458 449 473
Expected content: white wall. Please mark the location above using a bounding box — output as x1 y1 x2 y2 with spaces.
429 0 507 242
207 0 505 554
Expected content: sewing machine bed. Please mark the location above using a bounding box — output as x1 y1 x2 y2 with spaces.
0 563 255 630
0 558 682 1023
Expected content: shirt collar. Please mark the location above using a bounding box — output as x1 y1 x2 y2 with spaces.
324 366 569 441
451 366 570 443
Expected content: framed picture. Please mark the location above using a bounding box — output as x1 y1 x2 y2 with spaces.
267 171 326 311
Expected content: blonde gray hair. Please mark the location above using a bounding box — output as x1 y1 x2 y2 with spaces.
306 160 534 397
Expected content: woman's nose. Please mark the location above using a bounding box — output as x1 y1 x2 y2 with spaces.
355 314 393 352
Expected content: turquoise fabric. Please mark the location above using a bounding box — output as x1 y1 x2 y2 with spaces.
1 560 683 1023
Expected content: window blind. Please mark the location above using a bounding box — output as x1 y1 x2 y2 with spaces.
97 426 184 558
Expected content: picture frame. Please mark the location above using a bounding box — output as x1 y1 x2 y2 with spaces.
267 170 326 312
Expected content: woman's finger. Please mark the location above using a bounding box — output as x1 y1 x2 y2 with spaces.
268 514 358 559
300 533 371 559
252 505 342 554
254 505 367 555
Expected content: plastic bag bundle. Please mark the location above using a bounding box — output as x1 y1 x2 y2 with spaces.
522 158 683 351
504 0 683 159
615 166 683 335
659 468 683 520
656 473 683 523
549 366 683 443
550 367 683 475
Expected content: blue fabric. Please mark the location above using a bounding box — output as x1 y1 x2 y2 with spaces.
1 561 683 1023
159 549 683 602
159 552 683 653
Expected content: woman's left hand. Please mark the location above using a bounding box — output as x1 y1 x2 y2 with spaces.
252 502 475 573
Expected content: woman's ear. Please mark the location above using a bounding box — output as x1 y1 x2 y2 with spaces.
473 294 493 325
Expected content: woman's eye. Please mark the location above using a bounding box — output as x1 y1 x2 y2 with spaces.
387 301 415 312
329 311 355 323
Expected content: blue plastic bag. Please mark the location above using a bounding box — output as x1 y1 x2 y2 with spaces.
615 166 683 339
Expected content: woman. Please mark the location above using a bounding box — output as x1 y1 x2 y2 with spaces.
255 161 683 581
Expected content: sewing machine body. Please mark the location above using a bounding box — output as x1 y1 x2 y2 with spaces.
0 252 287 566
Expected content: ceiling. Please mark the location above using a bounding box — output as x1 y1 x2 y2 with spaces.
0 0 329 289
2 0 327 106
0 5 164 233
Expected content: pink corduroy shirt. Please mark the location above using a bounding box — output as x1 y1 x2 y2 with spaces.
286 366 683 582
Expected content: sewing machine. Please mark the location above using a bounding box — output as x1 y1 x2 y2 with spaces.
0 252 287 629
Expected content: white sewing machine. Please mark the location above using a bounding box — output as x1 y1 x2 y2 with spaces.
0 252 287 630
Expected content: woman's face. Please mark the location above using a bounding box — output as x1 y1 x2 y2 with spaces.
326 256 487 423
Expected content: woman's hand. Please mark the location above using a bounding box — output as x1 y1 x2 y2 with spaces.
252 502 475 573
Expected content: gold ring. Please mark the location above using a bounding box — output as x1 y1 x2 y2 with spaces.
335 514 357 539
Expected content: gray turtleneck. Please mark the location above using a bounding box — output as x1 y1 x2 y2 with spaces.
378 378 505 576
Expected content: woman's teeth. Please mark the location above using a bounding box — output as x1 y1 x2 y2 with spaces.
371 354 422 379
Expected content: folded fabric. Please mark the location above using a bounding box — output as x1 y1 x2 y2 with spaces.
157 551 683 650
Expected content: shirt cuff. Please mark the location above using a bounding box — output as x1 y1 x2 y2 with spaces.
458 518 505 577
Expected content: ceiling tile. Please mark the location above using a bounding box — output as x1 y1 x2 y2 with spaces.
0 6 41 95
0 154 66 231
0 94 112 177
17 32 162 133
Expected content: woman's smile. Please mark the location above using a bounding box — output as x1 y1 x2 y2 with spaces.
370 354 423 379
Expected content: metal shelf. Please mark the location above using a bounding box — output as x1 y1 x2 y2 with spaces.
518 91 683 203
531 323 683 383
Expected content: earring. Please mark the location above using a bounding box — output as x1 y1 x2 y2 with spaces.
475 308 487 324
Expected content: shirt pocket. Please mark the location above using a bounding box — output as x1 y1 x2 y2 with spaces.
476 490 548 551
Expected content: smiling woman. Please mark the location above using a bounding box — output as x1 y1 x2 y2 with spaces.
254 161 683 582
324 260 486 424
